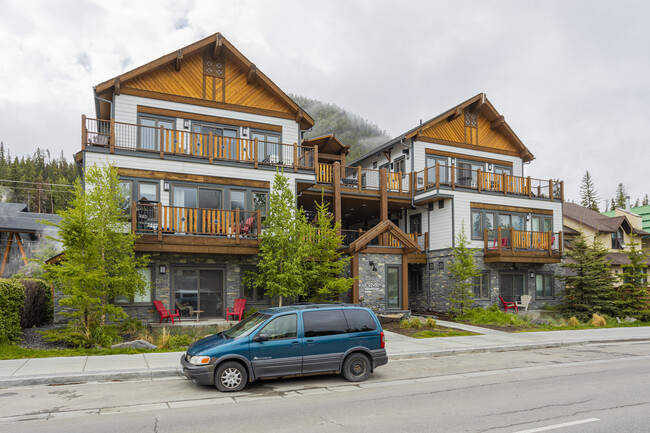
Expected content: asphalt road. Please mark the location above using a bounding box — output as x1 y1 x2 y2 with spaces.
1 341 649 432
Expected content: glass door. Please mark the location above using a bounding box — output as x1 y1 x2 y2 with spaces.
386 265 401 309
139 117 174 151
500 273 525 303
173 187 198 234
172 268 225 318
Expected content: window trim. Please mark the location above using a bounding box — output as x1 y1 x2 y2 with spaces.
535 273 554 299
473 271 490 300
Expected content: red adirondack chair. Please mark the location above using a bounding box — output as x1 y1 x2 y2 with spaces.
154 300 181 324
499 296 518 313
226 298 247 321
240 216 256 235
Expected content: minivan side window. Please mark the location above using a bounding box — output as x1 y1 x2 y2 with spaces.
343 309 377 333
303 310 348 337
259 314 297 340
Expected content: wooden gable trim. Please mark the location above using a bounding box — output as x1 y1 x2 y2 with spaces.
137 105 282 132
418 136 521 158
122 87 297 122
95 32 314 128
424 148 513 167
349 220 419 253
470 202 553 215
117 168 270 189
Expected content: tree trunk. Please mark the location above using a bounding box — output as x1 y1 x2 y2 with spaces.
279 295 283 307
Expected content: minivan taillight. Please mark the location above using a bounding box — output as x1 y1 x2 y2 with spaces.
380 331 385 349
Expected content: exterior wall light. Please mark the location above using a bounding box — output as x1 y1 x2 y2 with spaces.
530 271 535 279
183 119 190 129
163 181 170 191
159 265 167 274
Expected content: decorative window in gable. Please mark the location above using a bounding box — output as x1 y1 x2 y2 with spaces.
464 110 478 145
204 54 225 78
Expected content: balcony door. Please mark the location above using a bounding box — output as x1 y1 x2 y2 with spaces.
173 268 225 318
193 123 238 159
253 132 281 163
500 273 525 303
172 186 223 234
139 116 174 151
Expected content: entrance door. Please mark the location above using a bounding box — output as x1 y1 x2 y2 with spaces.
386 265 401 309
172 268 225 318
500 273 525 303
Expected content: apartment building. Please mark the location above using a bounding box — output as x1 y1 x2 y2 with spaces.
75 33 564 321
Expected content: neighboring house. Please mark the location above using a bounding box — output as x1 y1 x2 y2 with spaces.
0 203 61 277
69 33 564 322
602 202 650 249
349 94 564 311
563 202 650 281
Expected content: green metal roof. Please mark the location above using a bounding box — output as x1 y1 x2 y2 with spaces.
602 205 650 232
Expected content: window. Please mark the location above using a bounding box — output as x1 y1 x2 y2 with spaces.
259 314 297 340
611 228 625 249
372 162 377 169
192 123 238 159
230 190 246 210
241 266 269 304
438 261 445 271
494 165 512 176
253 192 268 221
252 131 281 163
119 180 132 217
535 274 554 299
439 200 444 209
471 210 483 239
410 270 423 294
426 155 448 184
138 115 174 151
394 157 406 174
410 214 422 234
138 182 158 202
473 272 490 299
456 160 484 188
343 309 377 333
303 310 348 337
471 209 534 240
115 268 152 304
531 216 552 233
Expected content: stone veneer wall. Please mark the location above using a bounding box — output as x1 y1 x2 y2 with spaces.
54 252 261 324
357 252 402 312
409 248 564 313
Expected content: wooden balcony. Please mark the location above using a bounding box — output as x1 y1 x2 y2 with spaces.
82 116 315 171
317 164 412 196
132 203 261 254
414 163 563 202
483 227 562 263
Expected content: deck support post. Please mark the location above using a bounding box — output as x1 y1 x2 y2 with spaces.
380 167 388 246
109 119 115 153
333 161 342 237
81 115 87 150
402 252 409 310
157 202 163 241
351 252 359 304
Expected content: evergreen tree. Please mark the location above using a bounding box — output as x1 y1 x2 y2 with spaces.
44 163 149 347
304 197 355 302
614 183 628 209
616 235 649 319
643 194 649 206
559 233 616 320
579 171 600 211
448 223 478 316
253 169 311 306
634 198 640 207
610 198 616 211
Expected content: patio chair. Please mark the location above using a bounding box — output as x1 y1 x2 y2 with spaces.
240 216 256 235
154 300 181 324
499 296 518 313
516 294 532 312
226 298 247 321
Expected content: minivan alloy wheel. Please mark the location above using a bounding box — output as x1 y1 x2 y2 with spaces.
215 361 248 392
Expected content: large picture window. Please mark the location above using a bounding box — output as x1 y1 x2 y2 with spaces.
473 272 490 299
535 274 554 299
471 208 550 241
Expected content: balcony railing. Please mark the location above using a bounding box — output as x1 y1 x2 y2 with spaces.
83 116 315 171
317 164 412 195
483 228 562 254
415 163 563 201
133 203 261 240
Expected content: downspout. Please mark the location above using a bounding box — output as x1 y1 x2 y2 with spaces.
451 196 456 248
93 87 114 119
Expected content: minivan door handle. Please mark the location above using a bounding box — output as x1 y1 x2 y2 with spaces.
291 341 299 345
306 339 314 344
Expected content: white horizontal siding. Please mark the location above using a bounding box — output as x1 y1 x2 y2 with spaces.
114 94 300 145
429 200 453 250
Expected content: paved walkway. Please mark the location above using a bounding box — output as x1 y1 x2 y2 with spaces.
1 325 649 389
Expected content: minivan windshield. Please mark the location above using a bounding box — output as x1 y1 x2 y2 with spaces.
222 312 270 339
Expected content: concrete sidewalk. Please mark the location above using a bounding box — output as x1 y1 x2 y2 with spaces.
1 325 649 389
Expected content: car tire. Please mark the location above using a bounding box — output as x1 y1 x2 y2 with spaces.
342 353 371 382
215 361 248 392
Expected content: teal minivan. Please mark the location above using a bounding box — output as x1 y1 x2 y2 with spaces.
181 304 387 392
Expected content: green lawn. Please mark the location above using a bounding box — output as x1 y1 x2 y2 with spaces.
0 344 182 360
412 330 477 338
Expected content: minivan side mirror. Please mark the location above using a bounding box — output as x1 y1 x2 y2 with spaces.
253 333 269 343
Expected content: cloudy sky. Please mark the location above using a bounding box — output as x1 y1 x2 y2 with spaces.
0 0 648 207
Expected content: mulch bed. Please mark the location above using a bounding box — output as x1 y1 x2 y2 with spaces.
19 324 68 350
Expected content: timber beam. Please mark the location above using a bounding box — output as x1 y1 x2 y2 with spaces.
247 64 257 83
175 50 183 71
213 33 223 59
490 115 505 130
114 77 121 96
448 107 462 121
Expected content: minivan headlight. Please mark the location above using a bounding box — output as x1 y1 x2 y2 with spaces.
188 355 212 366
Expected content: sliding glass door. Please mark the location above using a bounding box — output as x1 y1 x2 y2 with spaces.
172 268 225 318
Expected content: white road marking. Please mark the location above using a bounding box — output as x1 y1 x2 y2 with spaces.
514 418 600 433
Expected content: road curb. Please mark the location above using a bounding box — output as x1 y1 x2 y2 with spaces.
1 337 648 389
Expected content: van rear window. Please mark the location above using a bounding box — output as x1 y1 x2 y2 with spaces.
343 309 377 332
303 310 348 337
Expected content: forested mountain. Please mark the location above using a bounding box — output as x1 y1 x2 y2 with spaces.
291 95 391 161
0 143 78 214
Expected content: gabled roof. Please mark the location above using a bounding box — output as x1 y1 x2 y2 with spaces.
0 202 61 233
302 134 349 156
563 202 649 235
349 220 420 254
603 204 650 232
94 33 314 129
349 93 534 166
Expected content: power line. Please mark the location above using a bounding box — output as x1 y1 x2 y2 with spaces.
0 178 75 188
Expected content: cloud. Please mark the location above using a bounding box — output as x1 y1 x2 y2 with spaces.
0 0 648 204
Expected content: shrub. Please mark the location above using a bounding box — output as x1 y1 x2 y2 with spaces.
462 306 528 326
591 313 607 327
119 317 144 334
0 279 25 343
425 317 437 328
157 327 171 349
568 316 580 327
243 307 259 319
19 279 52 328
168 334 192 348
399 319 412 329
409 317 423 329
